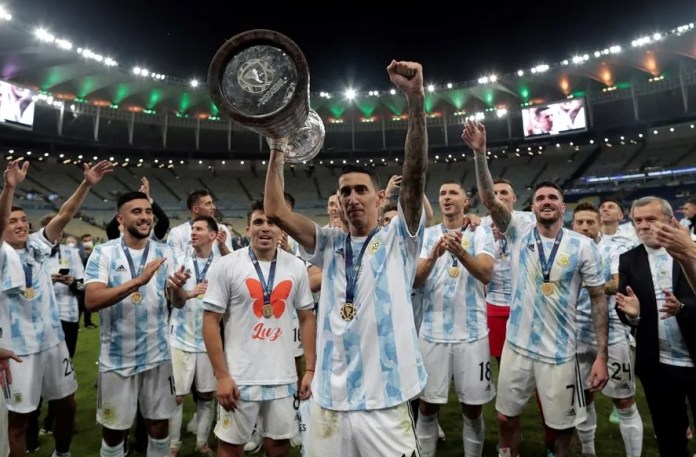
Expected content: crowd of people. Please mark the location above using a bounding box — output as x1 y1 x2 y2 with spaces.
0 60 695 457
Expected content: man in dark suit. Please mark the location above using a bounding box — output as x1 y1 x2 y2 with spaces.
616 196 696 457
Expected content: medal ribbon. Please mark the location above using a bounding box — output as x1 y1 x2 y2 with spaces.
193 252 214 284
441 222 469 268
498 238 508 258
248 248 277 305
121 238 150 280
533 228 563 283
345 227 379 305
22 257 32 290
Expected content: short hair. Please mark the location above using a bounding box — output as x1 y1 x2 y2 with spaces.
283 192 296 210
80 233 92 240
532 181 563 199
192 215 219 233
381 202 398 216
493 178 514 188
40 213 57 228
631 196 673 219
10 206 24 213
339 164 381 190
186 189 211 210
535 105 551 116
117 191 149 210
573 202 600 219
440 180 466 192
685 197 696 207
600 197 624 214
246 199 265 225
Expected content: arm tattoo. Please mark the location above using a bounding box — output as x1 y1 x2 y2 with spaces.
588 284 609 359
474 153 511 232
399 95 428 235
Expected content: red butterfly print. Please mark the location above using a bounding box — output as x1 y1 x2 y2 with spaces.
246 279 292 318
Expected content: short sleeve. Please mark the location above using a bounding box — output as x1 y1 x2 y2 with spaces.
84 245 110 285
203 259 229 314
299 224 332 269
474 225 495 258
292 260 314 311
580 240 605 287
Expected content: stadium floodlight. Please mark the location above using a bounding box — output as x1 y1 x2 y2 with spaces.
427 84 435 92
0 5 12 20
477 76 488 84
389 89 396 95
190 79 199 88
517 70 524 77
344 88 356 100
447 83 453 89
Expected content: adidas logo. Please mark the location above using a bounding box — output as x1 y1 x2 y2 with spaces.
620 382 631 390
335 248 345 258
116 265 127 272
527 244 535 251
566 408 576 417
485 384 492 391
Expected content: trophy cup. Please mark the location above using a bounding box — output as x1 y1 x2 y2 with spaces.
208 29 325 163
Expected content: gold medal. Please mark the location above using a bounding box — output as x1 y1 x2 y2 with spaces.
541 283 554 296
197 294 204 300
23 287 35 299
340 302 356 321
448 266 460 278
131 292 142 304
262 303 274 318
461 239 471 249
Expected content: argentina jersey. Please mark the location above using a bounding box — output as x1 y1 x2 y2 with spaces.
505 214 604 364
47 245 84 323
576 237 627 346
85 238 175 375
7 231 64 356
0 243 24 348
646 247 694 367
300 203 427 411
419 224 494 343
170 250 220 353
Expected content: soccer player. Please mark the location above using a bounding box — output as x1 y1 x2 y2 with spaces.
463 119 609 457
572 202 643 457
3 159 113 457
599 199 638 253
167 189 233 260
202 200 316 457
413 180 495 457
263 60 428 456
85 191 190 457
168 216 221 457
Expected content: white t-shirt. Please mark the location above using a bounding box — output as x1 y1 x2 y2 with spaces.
203 247 313 400
47 245 85 323
300 203 427 411
504 213 605 364
167 221 234 260
419 224 494 343
84 238 176 375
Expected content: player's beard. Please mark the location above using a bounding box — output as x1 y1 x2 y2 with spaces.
127 224 151 239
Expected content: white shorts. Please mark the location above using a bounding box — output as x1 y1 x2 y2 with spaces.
215 395 295 445
577 340 636 399
304 400 419 457
419 337 495 405
171 348 216 396
7 342 78 413
97 362 176 430
496 343 587 430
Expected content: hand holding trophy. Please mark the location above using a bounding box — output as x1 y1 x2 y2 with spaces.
208 29 325 163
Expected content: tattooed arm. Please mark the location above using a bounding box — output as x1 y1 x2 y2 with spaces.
461 121 512 233
387 60 427 235
587 284 609 391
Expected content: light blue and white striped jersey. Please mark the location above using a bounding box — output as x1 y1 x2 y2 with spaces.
576 237 628 346
6 231 64 356
84 238 176 375
604 223 639 252
299 203 427 411
0 242 25 348
645 246 694 367
47 245 84 323
170 250 221 352
483 211 536 307
505 214 605 364
419 224 495 343
167 221 233 261
204 247 313 400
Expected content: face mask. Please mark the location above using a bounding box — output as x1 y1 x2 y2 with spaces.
82 241 94 249
65 241 77 248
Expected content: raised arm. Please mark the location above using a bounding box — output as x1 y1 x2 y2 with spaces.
0 160 29 242
45 160 114 242
264 146 317 252
462 120 512 233
387 60 428 235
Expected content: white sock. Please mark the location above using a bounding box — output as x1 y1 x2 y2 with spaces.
462 413 485 457
618 404 643 457
196 399 214 448
100 439 125 457
52 452 71 457
169 403 183 449
415 412 438 457
576 402 597 455
147 436 170 457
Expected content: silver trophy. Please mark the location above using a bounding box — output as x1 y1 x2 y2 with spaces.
208 29 325 163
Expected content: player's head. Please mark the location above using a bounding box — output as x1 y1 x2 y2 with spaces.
599 198 624 225
535 106 554 132
438 181 468 217
191 215 218 250
64 235 79 248
531 181 565 226
246 199 281 254
380 202 398 227
4 205 29 248
493 178 516 211
187 189 216 218
327 193 341 219
338 164 384 233
117 191 152 239
572 202 601 242
284 192 296 211
682 198 696 219
631 196 673 248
